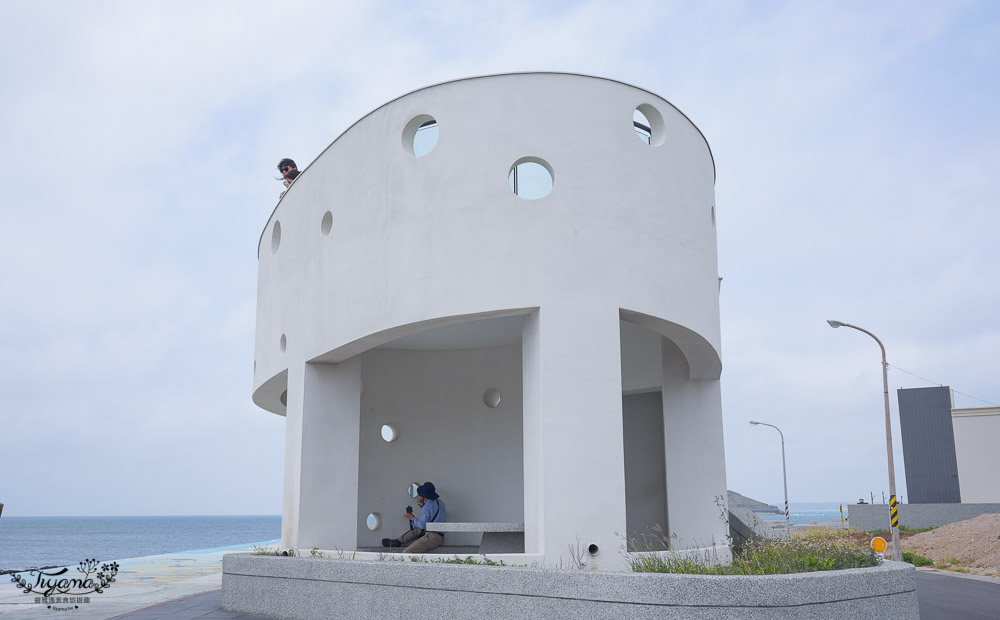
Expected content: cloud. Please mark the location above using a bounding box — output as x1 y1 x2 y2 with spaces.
1 1 997 516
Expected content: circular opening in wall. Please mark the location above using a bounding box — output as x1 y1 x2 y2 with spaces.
271 221 282 254
483 388 502 408
633 104 666 146
588 543 599 556
402 115 438 157
279 333 287 352
380 424 399 443
366 512 383 531
508 157 553 200
279 390 287 407
321 211 333 235
711 205 716 227
408 483 420 498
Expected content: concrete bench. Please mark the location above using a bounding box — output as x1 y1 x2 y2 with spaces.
425 522 525 554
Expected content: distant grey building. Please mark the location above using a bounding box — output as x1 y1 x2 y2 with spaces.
898 387 961 503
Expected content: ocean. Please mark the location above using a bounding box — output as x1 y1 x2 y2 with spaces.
756 503 851 525
0 515 280 572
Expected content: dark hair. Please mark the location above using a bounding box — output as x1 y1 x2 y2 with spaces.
277 158 297 171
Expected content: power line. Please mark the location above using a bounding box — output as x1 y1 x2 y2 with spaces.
888 364 998 407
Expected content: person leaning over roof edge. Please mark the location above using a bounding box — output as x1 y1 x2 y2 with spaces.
276 158 299 197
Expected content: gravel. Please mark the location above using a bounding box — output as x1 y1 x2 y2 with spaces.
903 513 1000 575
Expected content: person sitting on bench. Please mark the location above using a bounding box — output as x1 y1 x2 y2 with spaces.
381 482 447 553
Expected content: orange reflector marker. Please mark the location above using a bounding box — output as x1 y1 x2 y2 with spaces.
871 537 887 553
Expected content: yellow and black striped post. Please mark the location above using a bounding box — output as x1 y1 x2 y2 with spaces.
889 495 899 529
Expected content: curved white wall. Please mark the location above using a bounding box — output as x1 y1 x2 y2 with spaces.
253 72 720 413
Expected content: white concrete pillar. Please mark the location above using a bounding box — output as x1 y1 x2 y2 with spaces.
523 306 628 570
280 362 305 550
661 338 729 554
281 359 362 551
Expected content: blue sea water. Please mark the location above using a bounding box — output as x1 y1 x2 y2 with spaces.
755 504 850 525
0 515 280 572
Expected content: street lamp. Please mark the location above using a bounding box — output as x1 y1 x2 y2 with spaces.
827 320 902 561
750 421 791 538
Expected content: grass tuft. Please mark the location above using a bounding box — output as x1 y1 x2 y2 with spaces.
431 555 507 566
901 551 933 567
631 538 881 575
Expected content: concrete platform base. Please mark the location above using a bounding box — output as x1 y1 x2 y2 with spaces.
222 554 919 619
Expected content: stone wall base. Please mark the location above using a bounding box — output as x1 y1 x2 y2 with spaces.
222 553 918 619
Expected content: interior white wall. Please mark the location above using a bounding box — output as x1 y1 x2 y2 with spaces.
661 338 729 550
623 391 668 550
356 345 524 547
620 319 664 393
952 409 1000 503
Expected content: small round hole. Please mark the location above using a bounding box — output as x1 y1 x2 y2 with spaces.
367 512 383 531
483 388 502 408
408 483 420 498
508 157 553 200
403 115 438 157
271 221 282 254
381 424 399 443
633 104 666 147
321 211 333 235
279 334 287 352
279 390 287 407
588 543 599 556
711 205 716 227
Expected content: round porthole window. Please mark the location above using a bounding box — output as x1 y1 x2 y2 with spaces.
381 424 399 443
321 211 333 235
483 388 502 408
508 157 553 200
402 115 438 157
408 483 420 498
632 104 666 147
271 221 282 254
279 333 287 353
367 512 383 531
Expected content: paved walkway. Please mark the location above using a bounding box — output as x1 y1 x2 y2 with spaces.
0 544 271 619
109 590 263 620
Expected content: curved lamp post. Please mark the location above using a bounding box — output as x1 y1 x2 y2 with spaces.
749 421 791 538
827 320 901 561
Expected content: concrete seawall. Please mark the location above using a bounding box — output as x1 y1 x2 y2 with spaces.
848 503 1000 531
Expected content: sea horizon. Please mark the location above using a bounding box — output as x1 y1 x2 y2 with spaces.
0 514 281 572
1 513 280 518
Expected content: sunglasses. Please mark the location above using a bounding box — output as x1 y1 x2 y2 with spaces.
280 166 294 173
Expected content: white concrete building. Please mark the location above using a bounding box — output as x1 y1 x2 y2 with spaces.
252 73 729 570
952 406 1000 503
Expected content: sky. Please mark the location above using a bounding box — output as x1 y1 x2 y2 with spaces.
1 1 997 516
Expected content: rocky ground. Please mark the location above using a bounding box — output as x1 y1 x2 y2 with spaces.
795 513 1000 577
